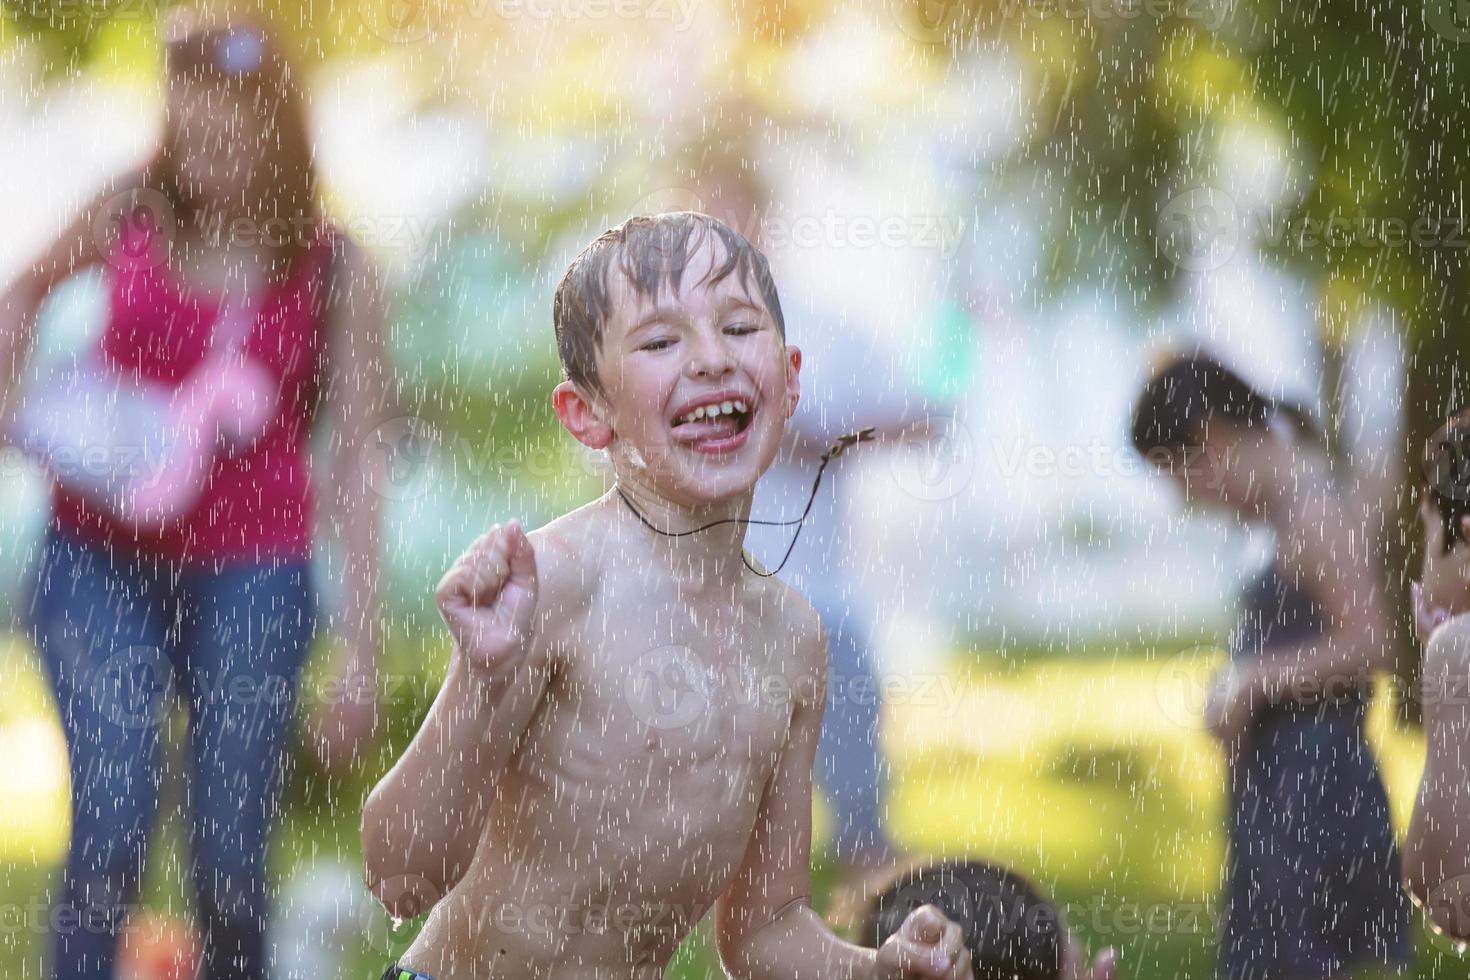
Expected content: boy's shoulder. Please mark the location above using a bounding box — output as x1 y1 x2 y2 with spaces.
745 568 829 677
766 577 825 640
524 507 604 626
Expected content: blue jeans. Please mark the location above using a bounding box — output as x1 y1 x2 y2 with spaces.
22 523 318 980
810 596 890 863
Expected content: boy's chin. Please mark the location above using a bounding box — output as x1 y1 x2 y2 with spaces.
662 462 765 507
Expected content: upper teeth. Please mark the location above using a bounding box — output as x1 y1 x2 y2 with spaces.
676 400 748 425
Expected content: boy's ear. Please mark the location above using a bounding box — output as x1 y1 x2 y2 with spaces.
784 345 802 419
552 380 613 450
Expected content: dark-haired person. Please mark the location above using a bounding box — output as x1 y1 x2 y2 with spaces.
1404 410 1470 942
856 858 1116 980
1130 352 1411 979
0 11 388 980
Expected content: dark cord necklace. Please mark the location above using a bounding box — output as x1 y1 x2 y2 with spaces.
614 427 876 578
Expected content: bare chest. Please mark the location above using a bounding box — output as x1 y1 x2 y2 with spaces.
501 599 800 857
537 621 793 789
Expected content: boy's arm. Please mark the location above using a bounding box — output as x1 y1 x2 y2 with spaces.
361 522 554 918
714 620 968 980
1405 612 1470 937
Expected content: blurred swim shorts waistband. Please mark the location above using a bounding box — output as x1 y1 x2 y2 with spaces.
381 965 436 980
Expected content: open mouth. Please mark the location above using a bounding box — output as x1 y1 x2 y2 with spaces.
670 397 755 451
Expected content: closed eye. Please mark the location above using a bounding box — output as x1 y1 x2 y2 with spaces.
725 323 760 335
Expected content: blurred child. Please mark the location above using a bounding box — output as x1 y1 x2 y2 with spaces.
361 212 971 980
852 857 1115 980
1405 410 1470 941
1131 352 1411 979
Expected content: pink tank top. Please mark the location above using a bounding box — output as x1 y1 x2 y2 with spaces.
51 219 341 565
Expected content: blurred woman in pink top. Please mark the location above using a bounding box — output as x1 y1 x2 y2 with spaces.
0 11 390 979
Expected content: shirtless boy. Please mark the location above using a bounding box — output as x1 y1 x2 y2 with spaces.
1405 409 1470 941
361 212 972 980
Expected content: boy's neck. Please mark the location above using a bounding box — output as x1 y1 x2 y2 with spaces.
606 477 755 587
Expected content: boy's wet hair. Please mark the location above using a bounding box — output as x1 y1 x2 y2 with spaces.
552 211 786 395
1130 351 1323 461
1422 409 1470 555
860 858 1063 980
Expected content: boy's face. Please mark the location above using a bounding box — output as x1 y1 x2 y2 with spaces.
1417 496 1470 630
590 234 799 506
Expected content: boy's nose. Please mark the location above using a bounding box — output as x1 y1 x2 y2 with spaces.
685 331 734 377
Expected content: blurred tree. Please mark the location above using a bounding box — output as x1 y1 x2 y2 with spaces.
899 0 1470 720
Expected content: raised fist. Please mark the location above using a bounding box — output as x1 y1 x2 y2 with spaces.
435 520 539 679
